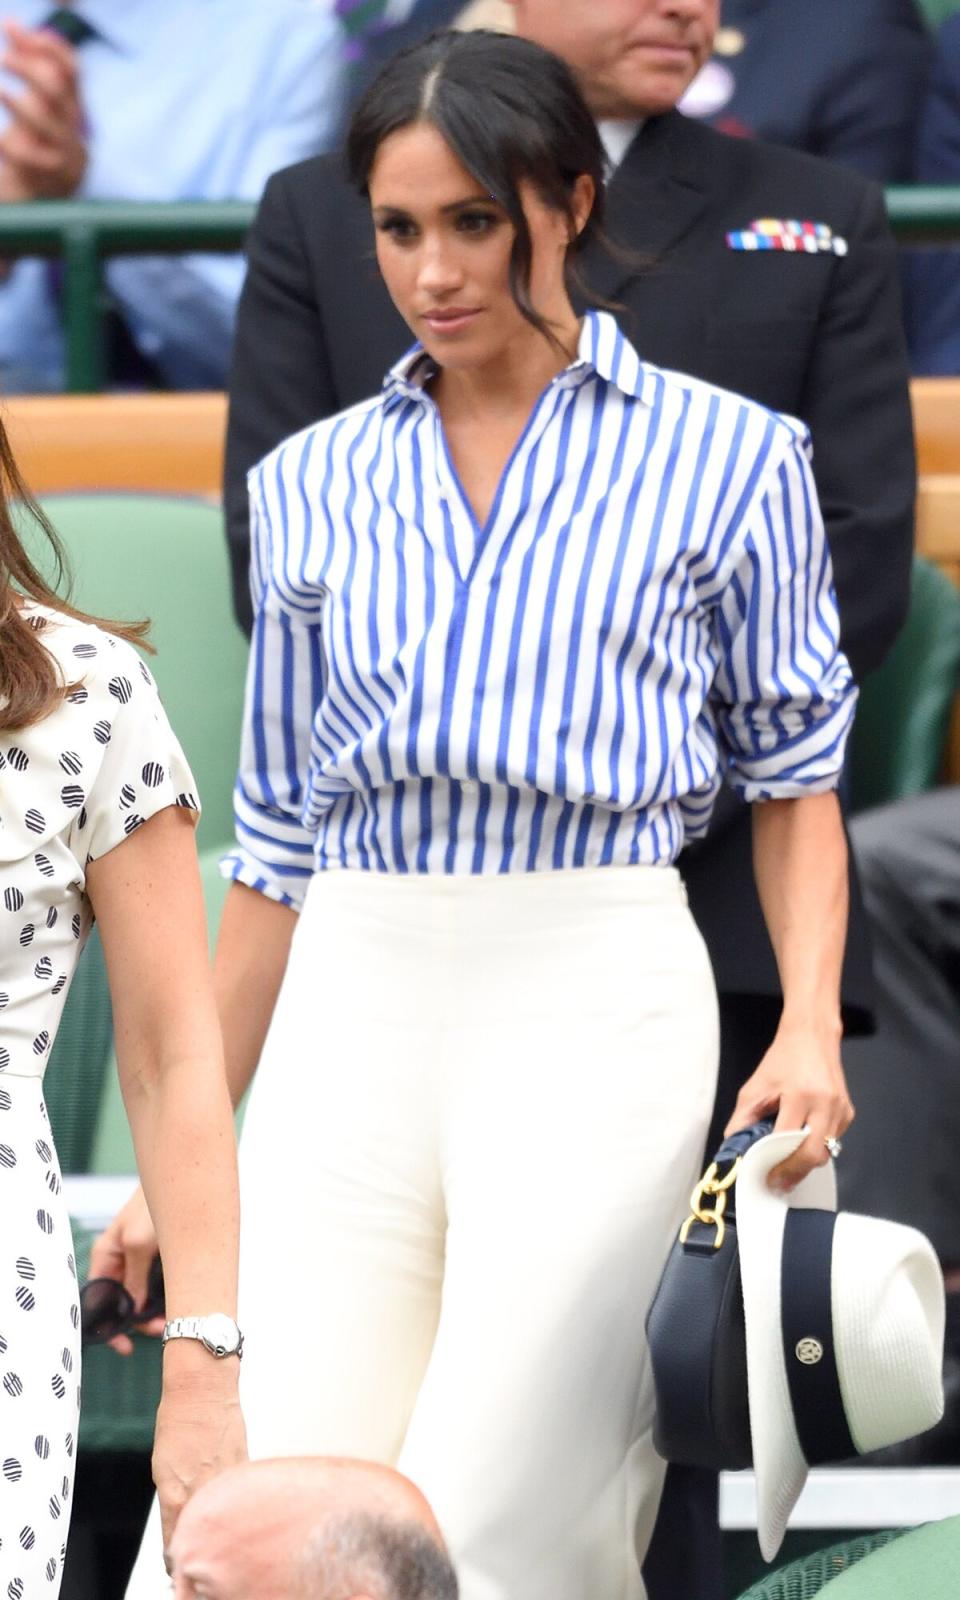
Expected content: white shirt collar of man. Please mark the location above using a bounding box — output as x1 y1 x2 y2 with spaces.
598 118 643 175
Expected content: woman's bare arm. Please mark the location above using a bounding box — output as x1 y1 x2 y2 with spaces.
213 880 298 1110
727 791 855 1188
85 806 246 1549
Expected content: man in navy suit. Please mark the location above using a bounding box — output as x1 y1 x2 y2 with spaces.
905 13 960 372
223 2 916 1593
679 0 931 180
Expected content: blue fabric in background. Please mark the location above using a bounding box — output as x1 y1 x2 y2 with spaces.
904 14 960 374
0 0 345 390
336 0 466 125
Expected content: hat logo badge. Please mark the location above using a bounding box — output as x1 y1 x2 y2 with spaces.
795 1338 824 1365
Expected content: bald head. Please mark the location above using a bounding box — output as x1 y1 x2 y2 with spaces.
170 1459 456 1600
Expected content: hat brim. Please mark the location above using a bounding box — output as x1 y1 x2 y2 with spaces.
736 1129 837 1562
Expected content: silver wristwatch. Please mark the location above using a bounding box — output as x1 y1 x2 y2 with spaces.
162 1314 244 1360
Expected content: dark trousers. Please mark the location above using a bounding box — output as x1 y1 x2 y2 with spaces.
642 994 781 1600
838 789 960 1264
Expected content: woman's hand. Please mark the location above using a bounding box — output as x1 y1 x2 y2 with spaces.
724 1016 855 1190
154 1346 248 1562
89 1184 163 1354
743 794 854 1189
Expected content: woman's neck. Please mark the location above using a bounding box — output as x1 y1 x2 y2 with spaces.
431 310 582 424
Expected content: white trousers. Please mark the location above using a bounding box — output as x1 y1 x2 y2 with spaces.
127 865 718 1600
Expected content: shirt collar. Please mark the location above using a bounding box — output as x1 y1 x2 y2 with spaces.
70 0 157 54
383 311 654 411
598 119 644 174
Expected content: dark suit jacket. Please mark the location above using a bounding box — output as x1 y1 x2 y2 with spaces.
698 0 931 180
224 111 917 1029
905 13 960 373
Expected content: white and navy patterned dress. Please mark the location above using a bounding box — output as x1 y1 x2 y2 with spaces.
0 606 197 1598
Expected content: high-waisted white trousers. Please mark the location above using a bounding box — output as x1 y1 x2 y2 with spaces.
127 864 718 1600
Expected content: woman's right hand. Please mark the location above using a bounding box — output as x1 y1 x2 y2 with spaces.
155 1345 248 1565
89 1183 163 1355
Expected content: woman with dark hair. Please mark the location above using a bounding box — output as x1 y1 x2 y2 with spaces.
126 28 855 1600
0 439 246 1595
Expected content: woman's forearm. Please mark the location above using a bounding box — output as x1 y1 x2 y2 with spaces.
120 1049 239 1323
213 881 298 1109
87 809 243 1340
751 791 848 1034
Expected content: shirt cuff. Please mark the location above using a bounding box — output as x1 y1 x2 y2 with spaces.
218 847 311 911
721 690 857 803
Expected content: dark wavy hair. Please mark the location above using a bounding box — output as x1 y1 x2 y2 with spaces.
347 28 611 346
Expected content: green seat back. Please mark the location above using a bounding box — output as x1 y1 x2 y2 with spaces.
823 1516 960 1598
849 556 960 814
43 928 113 1174
29 493 249 853
734 1530 908 1599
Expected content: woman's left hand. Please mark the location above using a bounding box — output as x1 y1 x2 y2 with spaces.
154 1357 248 1564
724 1017 855 1191
89 1184 162 1355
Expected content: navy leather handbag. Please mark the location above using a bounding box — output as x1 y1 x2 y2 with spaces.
645 1118 775 1471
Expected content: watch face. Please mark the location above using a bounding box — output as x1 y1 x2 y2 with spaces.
200 1314 242 1358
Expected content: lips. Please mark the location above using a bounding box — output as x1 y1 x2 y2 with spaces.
421 308 482 334
632 39 697 57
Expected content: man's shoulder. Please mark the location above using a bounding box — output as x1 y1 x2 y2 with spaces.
264 150 355 206
258 150 367 244
933 11 960 71
653 113 878 218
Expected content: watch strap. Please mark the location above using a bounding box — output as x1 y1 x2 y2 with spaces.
162 1315 243 1358
162 1316 204 1344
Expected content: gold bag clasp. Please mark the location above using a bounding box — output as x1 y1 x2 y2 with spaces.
678 1156 742 1250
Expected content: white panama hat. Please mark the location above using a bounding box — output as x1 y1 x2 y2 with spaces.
737 1129 946 1562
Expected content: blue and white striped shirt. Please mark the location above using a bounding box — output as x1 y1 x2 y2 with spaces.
224 311 856 907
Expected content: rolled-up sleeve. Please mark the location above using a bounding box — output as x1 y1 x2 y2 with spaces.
710 427 858 802
220 457 323 908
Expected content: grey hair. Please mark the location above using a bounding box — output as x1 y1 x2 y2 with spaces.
297 1512 459 1600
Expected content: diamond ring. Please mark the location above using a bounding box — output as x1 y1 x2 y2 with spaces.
824 1135 843 1160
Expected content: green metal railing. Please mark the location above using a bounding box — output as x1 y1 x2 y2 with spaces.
0 201 254 392
0 189 957 392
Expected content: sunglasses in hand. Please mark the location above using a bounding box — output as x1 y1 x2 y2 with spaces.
79 1254 165 1348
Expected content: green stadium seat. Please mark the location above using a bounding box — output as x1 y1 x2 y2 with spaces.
822 1516 960 1598
849 555 960 813
734 1529 908 1599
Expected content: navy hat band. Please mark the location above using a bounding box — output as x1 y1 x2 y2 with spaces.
780 1208 857 1465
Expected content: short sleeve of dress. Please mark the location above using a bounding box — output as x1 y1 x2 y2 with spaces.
70 640 200 866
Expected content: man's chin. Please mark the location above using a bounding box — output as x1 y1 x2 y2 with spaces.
587 70 700 121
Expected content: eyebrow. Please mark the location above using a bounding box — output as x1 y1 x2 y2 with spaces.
371 195 499 217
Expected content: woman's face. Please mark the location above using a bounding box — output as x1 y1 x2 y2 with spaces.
368 120 591 374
